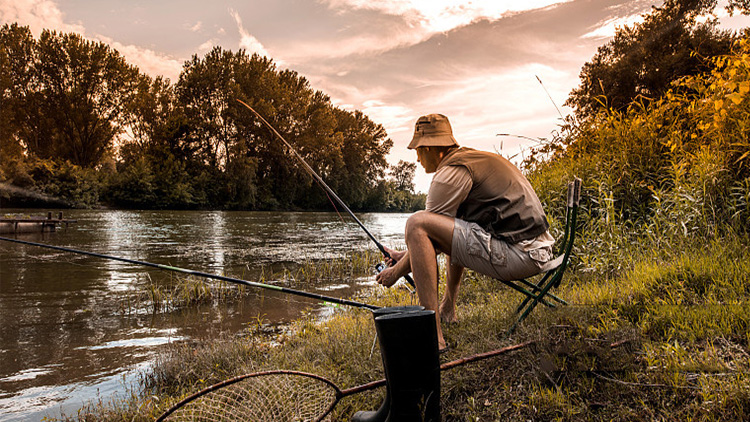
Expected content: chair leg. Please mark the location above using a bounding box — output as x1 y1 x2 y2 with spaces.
508 279 560 335
517 278 567 306
501 280 556 308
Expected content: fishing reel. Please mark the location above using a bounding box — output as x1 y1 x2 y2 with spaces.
375 262 415 294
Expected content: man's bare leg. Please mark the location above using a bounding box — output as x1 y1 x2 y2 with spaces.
440 260 463 323
403 211 455 350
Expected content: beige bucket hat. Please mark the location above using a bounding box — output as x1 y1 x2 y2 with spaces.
407 114 459 149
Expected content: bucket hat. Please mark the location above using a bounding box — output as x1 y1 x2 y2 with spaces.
407 114 459 149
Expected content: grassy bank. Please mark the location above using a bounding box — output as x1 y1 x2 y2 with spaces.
59 233 749 421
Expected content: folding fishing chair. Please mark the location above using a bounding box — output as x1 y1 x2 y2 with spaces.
504 177 582 334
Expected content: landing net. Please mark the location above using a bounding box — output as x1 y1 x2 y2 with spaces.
157 371 343 422
157 342 533 421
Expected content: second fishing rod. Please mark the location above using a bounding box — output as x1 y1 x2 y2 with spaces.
237 99 416 289
0 236 380 311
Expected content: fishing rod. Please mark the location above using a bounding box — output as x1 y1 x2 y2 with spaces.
535 75 565 120
0 236 380 311
236 99 416 288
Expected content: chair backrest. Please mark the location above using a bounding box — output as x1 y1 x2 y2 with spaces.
552 178 581 286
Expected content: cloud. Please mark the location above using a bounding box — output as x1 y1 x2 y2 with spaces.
197 39 215 52
98 36 184 82
275 0 575 63
229 8 272 60
582 13 644 39
298 0 623 192
360 100 414 133
188 20 202 32
0 0 84 35
1 0 184 81
320 0 573 33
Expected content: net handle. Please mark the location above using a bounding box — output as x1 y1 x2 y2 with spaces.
440 340 535 371
332 340 534 397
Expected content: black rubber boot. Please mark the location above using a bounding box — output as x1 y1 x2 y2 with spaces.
352 306 441 422
352 306 423 422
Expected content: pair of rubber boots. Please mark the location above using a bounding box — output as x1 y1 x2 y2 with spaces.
352 306 441 422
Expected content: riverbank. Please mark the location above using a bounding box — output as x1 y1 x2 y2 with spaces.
60 235 750 421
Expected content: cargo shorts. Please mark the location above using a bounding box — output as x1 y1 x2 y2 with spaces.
451 219 548 281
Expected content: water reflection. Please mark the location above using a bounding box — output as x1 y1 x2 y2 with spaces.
0 209 409 421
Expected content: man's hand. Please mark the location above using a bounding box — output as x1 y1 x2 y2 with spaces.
376 265 400 288
382 245 406 266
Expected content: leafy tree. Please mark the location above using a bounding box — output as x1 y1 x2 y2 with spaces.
31 31 141 168
0 24 37 186
107 74 201 209
177 47 392 210
533 36 750 234
2 28 396 211
390 160 416 192
566 0 744 119
103 155 157 208
24 157 101 207
0 24 35 163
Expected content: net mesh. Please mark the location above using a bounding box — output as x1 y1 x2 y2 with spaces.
162 372 339 422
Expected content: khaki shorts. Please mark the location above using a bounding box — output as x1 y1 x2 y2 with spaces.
451 219 547 281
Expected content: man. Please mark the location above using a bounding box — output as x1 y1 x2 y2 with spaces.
376 114 554 352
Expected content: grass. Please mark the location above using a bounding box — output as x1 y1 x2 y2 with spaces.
117 248 383 313
57 234 750 421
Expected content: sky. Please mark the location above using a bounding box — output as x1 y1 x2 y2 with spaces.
2 0 749 192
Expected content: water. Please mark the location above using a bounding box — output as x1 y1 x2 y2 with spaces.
0 209 410 421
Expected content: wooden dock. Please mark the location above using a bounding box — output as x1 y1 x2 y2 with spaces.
0 212 77 234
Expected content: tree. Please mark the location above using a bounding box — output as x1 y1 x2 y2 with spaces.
106 74 202 209
390 160 416 192
0 24 36 181
28 30 141 167
566 0 744 119
176 47 393 210
2 27 397 210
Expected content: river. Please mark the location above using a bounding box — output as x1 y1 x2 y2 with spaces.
0 209 410 421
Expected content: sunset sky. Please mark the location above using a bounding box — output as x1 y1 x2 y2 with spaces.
2 0 748 191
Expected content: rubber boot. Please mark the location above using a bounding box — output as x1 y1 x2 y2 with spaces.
352 306 441 422
352 306 424 422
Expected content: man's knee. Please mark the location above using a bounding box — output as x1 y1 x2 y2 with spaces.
405 211 454 250
405 210 432 237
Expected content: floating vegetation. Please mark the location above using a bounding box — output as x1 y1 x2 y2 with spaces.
277 248 383 284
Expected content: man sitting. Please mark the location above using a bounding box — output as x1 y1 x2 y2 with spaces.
376 114 554 351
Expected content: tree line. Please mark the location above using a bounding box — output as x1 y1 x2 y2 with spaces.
0 24 425 211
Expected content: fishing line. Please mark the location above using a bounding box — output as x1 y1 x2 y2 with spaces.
0 236 380 311
0 242 90 267
237 99 416 288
